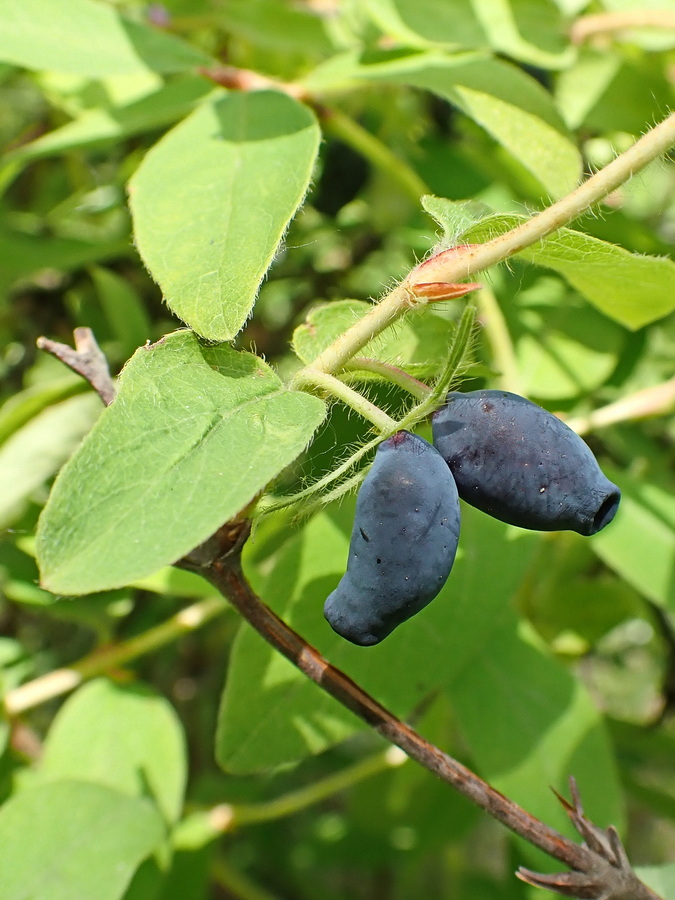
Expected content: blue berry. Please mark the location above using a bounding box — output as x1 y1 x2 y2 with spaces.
432 390 620 535
324 431 461 646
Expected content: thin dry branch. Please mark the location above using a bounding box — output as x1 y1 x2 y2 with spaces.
36 328 116 406
178 526 664 900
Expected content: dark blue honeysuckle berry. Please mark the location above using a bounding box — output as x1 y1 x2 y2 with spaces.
324 431 461 646
432 390 620 536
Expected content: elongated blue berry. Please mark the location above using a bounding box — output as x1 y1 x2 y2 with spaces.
324 431 460 646
432 390 620 535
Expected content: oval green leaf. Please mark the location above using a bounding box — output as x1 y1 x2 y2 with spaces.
0 781 165 900
36 332 326 595
129 91 321 341
462 211 675 329
364 0 573 69
0 0 212 76
38 678 187 825
292 298 456 377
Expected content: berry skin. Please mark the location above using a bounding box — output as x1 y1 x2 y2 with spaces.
324 431 460 646
432 390 620 536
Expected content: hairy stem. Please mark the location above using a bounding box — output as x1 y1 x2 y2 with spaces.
342 358 431 399
398 303 476 430
298 113 675 380
3 595 228 716
294 368 397 431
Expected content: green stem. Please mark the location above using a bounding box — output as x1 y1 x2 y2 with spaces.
319 105 428 203
266 307 475 517
233 748 403 826
295 368 397 431
476 286 524 395
3 595 229 716
295 468 368 521
398 304 476 430
564 375 675 435
342 357 431 399
174 748 405 851
258 434 382 516
211 858 281 900
295 113 675 381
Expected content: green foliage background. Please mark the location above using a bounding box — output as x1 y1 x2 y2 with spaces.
1 1 675 898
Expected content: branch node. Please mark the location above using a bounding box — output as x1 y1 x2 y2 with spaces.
36 328 116 406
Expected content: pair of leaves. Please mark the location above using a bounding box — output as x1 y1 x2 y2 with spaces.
304 48 582 199
127 48 578 344
363 0 573 69
293 298 458 377
0 679 185 900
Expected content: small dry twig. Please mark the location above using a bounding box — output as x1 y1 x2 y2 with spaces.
36 328 116 406
518 777 656 898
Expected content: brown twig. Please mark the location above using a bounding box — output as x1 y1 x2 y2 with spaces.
518 777 659 898
198 65 307 100
179 529 664 900
36 328 116 406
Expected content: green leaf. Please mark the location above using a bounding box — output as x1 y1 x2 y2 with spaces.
363 0 487 50
509 276 626 400
637 863 675 898
591 468 675 609
90 266 153 356
305 50 581 198
460 210 675 329
421 195 492 242
6 76 215 165
38 679 187 824
0 228 131 299
0 0 212 76
0 377 87 447
450 620 624 842
221 0 338 54
555 49 622 130
0 394 102 529
217 504 541 773
37 332 326 595
364 0 573 69
0 781 165 900
129 91 321 341
470 0 572 69
292 298 457 377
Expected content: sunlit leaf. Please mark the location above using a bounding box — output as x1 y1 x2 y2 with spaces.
0 0 212 76
129 91 320 341
37 332 326 594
